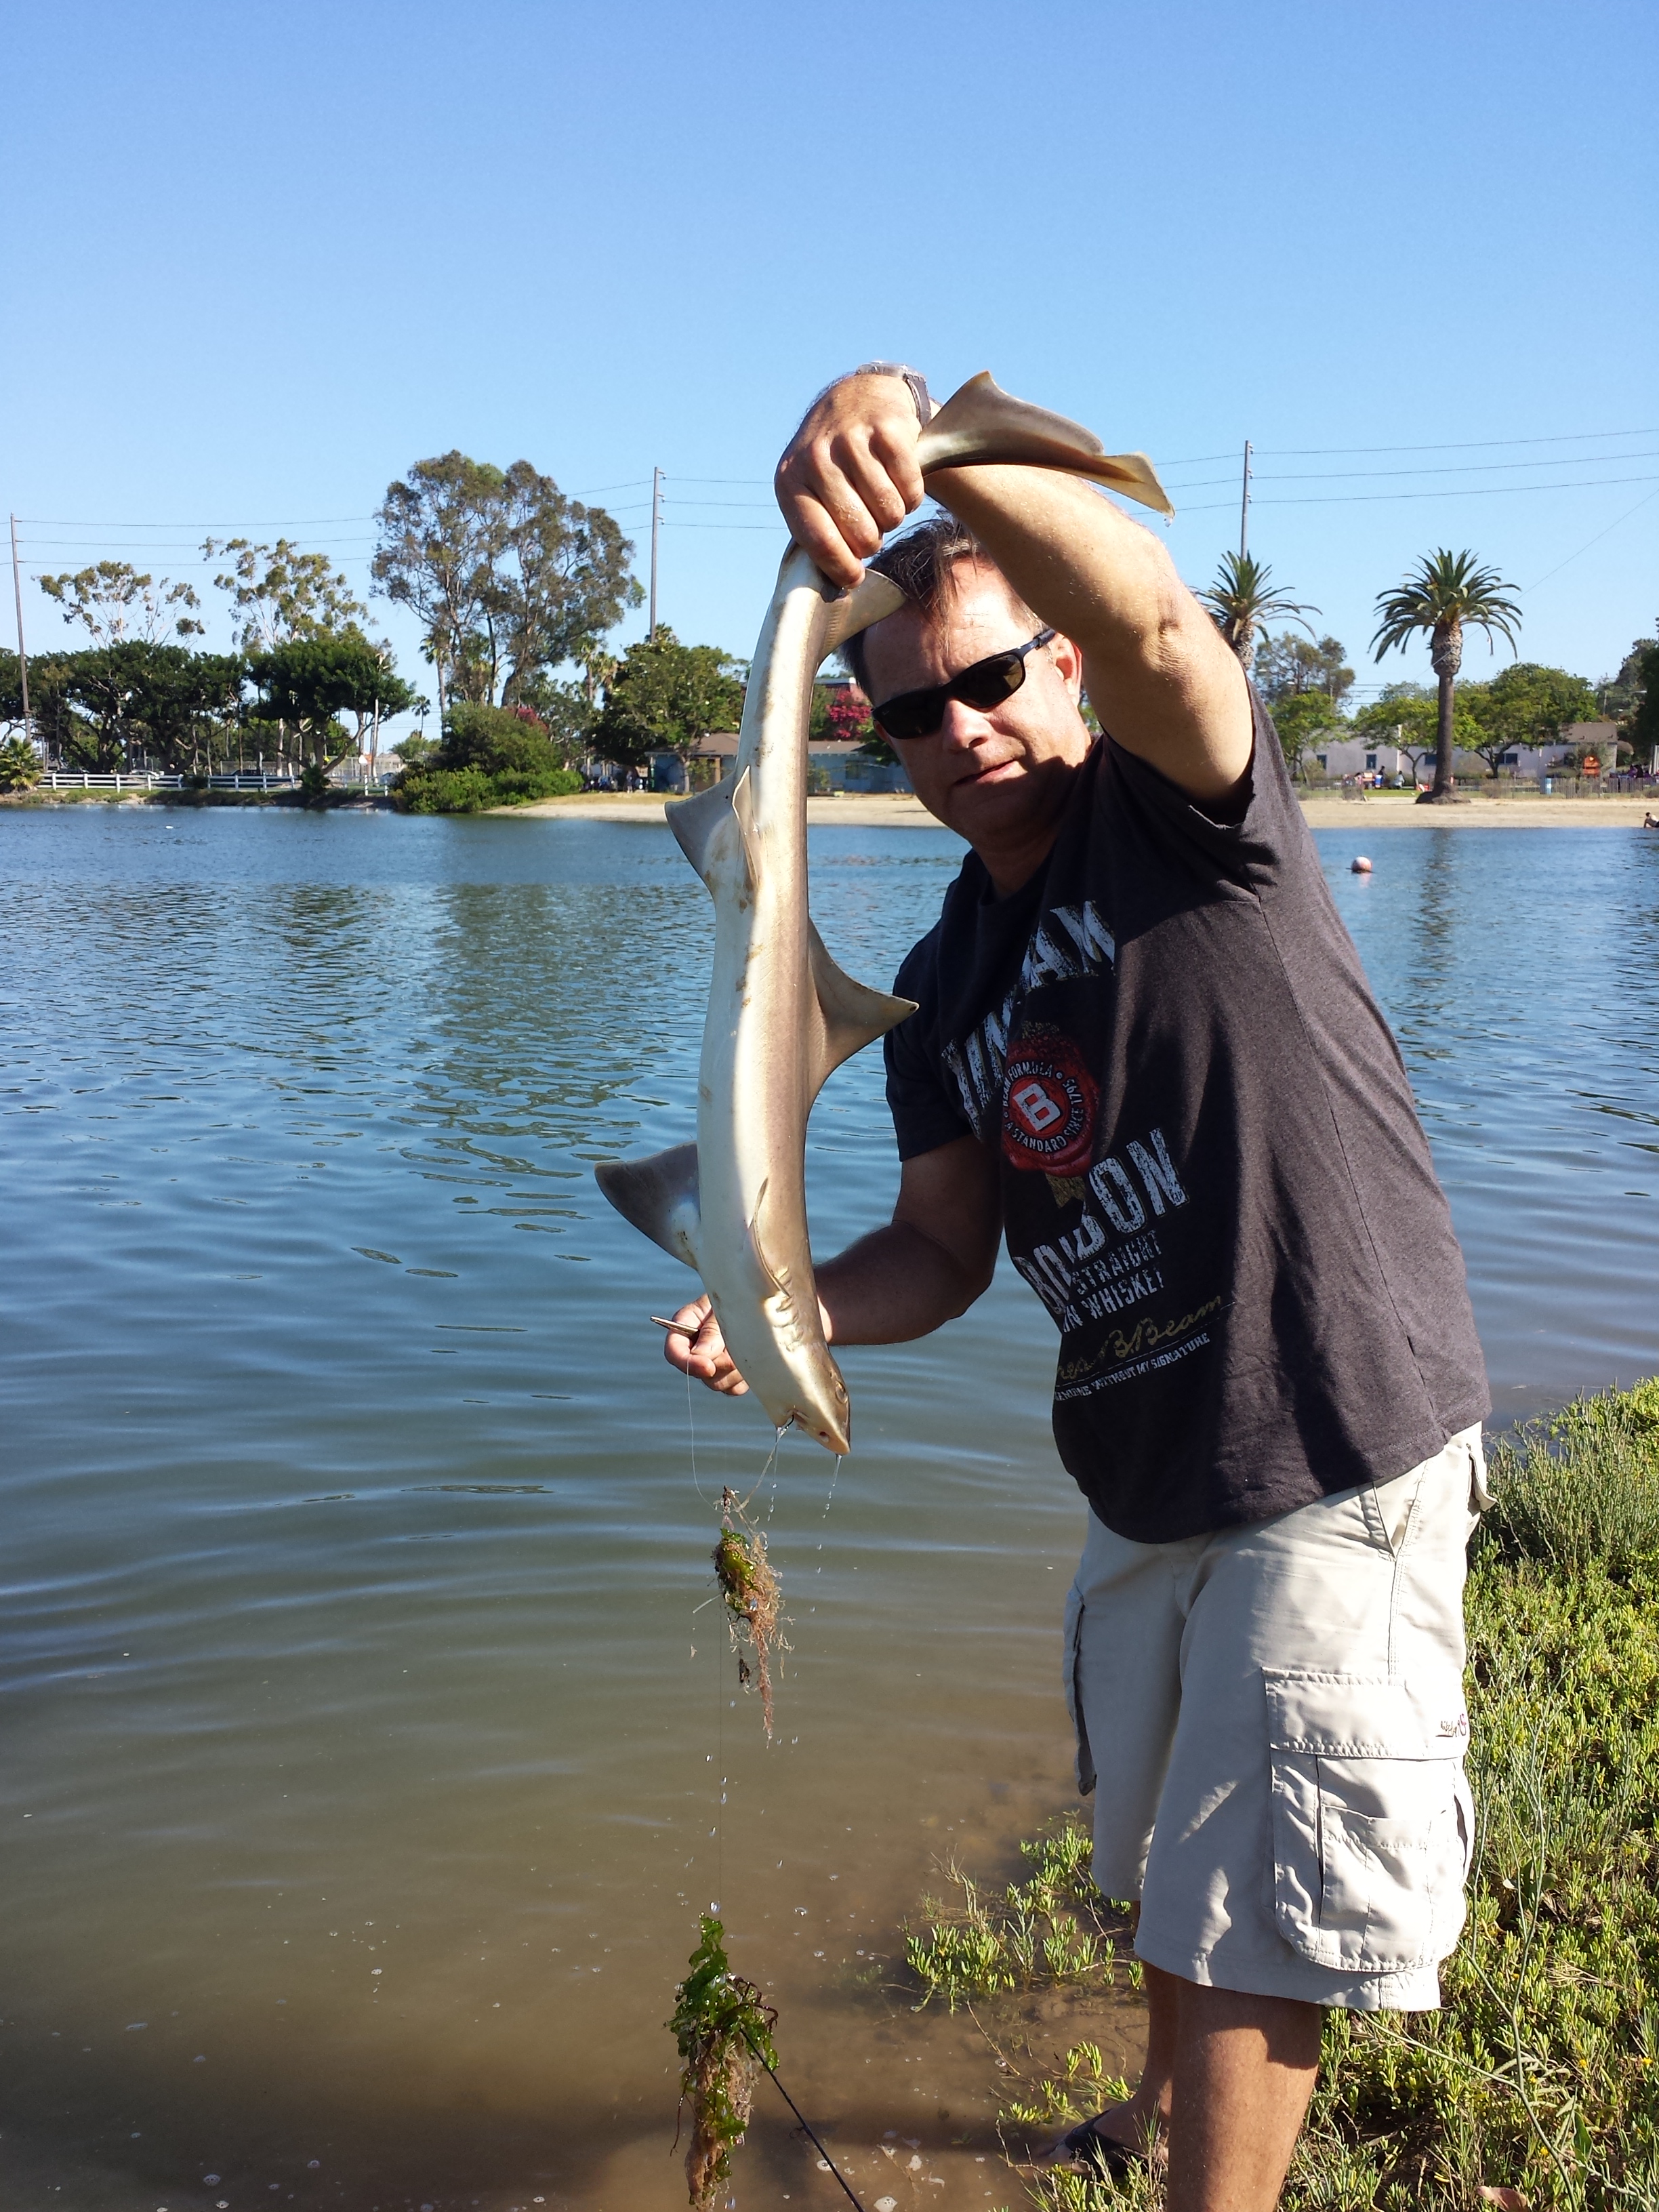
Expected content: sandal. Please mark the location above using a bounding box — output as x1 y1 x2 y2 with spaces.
1043 2114 1147 2180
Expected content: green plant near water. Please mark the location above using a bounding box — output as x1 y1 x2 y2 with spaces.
905 1820 1127 2011
943 1381 1659 2211
669 1914 778 2212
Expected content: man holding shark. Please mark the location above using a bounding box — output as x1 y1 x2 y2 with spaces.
665 368 1490 2212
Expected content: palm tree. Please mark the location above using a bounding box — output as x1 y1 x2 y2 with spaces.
1197 552 1317 676
1372 550 1521 804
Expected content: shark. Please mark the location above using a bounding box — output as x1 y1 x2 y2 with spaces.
594 372 1172 1452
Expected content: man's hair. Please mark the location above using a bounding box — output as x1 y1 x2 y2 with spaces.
839 514 1040 700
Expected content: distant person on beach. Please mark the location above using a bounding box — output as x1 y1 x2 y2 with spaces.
667 367 1490 2212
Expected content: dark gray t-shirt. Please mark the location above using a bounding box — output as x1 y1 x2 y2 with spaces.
884 701 1489 1542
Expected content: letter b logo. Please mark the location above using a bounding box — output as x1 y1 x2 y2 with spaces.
1011 1079 1064 1133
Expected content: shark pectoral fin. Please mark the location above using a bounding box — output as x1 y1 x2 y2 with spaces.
916 371 1174 518
594 1142 702 1269
820 568 905 654
667 779 739 889
806 919 919 1097
668 766 760 891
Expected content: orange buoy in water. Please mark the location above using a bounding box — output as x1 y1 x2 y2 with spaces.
1351 856 1373 874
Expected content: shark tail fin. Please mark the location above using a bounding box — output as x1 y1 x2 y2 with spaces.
916 371 1174 518
594 1141 701 1269
806 920 918 1100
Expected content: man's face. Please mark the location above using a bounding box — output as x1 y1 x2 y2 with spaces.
861 562 1091 859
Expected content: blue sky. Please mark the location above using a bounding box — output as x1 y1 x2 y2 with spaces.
5 0 1656 729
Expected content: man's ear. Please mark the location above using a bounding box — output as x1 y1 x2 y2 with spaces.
1051 631 1084 701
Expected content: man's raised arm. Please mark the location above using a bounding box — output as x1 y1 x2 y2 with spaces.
775 369 1252 806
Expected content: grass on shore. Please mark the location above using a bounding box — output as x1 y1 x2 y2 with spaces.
905 1380 1659 2211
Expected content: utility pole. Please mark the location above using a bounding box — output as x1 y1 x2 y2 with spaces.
1238 442 1253 560
9 514 30 743
649 466 663 639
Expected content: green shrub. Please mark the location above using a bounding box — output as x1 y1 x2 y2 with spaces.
443 702 567 777
394 703 583 812
905 1820 1126 2011
0 735 41 791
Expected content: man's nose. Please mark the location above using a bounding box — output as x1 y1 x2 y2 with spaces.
937 697 994 751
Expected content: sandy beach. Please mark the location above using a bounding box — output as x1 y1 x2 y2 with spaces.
1296 793 1655 828
499 789 949 826
501 789 1656 830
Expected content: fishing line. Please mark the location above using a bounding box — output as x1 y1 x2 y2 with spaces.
682 1364 863 2203
684 1357 712 1507
743 2033 869 2212
731 1427 783 1517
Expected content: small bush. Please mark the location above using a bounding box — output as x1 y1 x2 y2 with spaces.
394 703 583 812
397 765 501 814
0 736 42 792
1479 1380 1659 1580
905 1820 1127 2011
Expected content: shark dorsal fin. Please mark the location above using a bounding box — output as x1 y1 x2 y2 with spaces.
594 1142 701 1269
805 919 918 1101
916 371 1174 518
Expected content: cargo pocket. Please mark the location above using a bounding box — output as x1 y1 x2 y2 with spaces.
1063 1582 1096 1798
1266 1670 1471 1975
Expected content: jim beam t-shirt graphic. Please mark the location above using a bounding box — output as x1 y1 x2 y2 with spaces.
885 714 1489 1544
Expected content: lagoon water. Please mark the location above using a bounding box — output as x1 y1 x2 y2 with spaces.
3 807 1658 2212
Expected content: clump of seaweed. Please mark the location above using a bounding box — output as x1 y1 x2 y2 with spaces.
714 1486 786 1738
669 1914 778 2212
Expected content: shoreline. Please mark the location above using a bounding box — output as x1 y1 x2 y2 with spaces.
499 790 1659 830
1297 792 1654 828
5 787 1652 830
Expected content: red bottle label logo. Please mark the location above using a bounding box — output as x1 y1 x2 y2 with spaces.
1002 1033 1098 1174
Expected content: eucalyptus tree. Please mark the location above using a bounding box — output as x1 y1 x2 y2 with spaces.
1372 550 1521 802
37 560 204 646
1197 553 1317 676
371 453 642 720
203 537 369 651
1254 631 1354 708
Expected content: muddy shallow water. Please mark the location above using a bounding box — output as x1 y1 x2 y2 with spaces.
3 808 1656 2211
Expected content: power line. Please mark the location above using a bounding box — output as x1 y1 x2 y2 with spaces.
1176 471 1659 514
1525 482 1659 592
18 535 381 551
14 514 375 528
1159 447 1659 495
1255 424 1659 457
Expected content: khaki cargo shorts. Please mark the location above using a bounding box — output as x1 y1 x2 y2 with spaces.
1064 1427 1490 2011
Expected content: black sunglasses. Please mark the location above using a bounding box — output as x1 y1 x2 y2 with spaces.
871 628 1057 744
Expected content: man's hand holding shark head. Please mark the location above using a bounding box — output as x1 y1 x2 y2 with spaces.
629 367 1492 2212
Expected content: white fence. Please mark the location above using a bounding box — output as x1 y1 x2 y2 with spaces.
39 769 396 794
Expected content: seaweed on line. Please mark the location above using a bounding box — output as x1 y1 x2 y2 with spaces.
714 1486 787 1739
669 1914 778 2212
